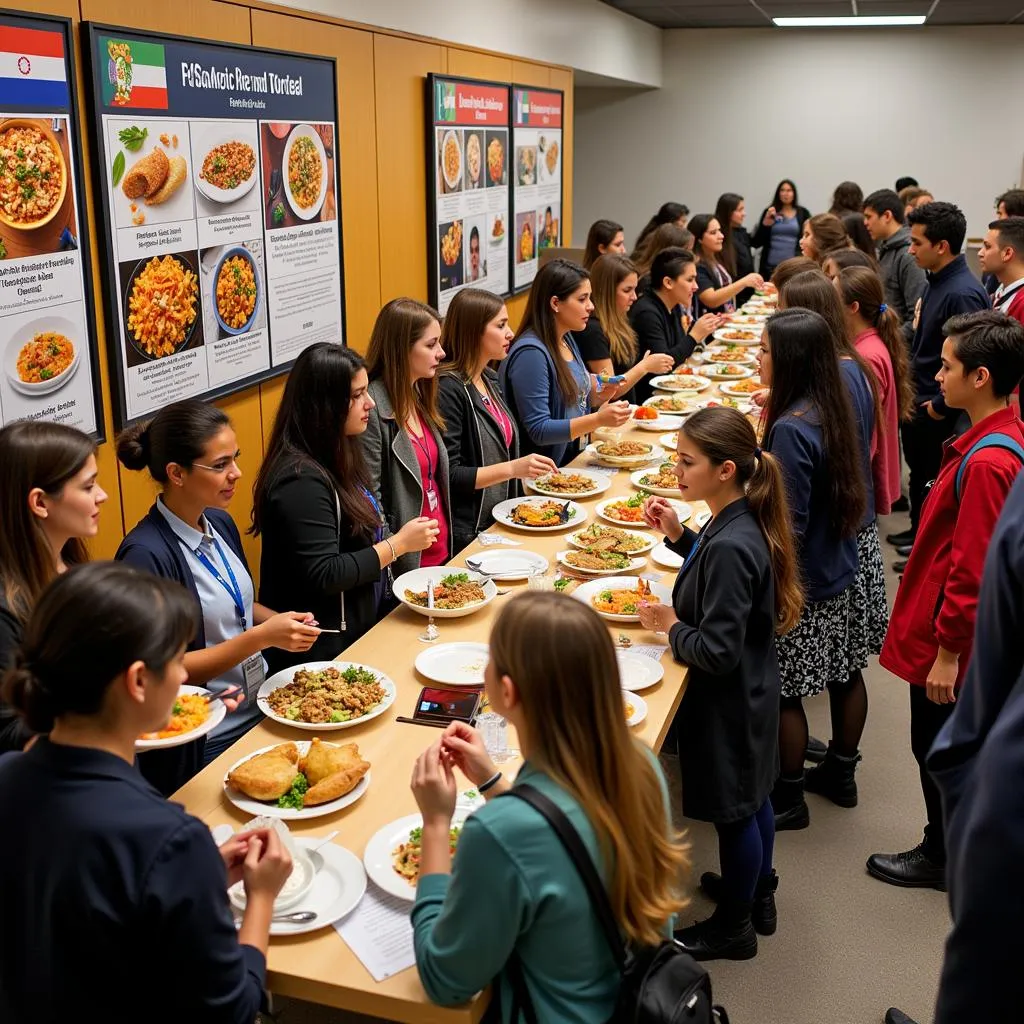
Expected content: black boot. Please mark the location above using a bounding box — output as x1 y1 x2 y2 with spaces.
804 744 861 808
674 898 757 961
866 842 946 891
804 735 827 764
699 869 779 936
771 773 809 831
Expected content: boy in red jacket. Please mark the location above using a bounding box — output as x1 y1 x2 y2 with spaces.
868 310 1024 890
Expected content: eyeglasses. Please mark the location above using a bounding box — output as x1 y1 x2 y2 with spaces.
192 451 241 474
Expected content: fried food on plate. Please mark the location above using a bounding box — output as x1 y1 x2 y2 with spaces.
299 737 370 806
122 147 169 199
145 155 187 205
303 758 370 807
227 742 299 801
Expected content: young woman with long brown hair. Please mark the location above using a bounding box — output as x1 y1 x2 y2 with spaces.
799 213 852 265
752 179 811 278
437 289 558 553
758 309 868 830
408 591 688 1019
769 255 818 291
362 298 451 573
0 421 107 754
581 218 625 269
639 407 801 961
821 247 877 280
689 213 765 315
575 254 673 403
499 259 631 467
715 192 756 305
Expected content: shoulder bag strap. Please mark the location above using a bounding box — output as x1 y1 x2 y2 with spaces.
955 433 1024 503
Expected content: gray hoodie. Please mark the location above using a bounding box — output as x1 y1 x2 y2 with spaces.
876 224 927 343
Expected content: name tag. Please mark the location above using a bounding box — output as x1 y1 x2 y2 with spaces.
242 654 265 704
426 486 439 513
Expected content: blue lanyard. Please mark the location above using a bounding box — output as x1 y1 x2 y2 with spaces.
361 487 385 543
194 536 247 629
683 528 708 568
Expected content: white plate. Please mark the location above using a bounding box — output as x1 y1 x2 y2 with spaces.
633 415 681 432
229 839 367 936
703 364 756 381
464 550 548 579
394 568 497 618
596 496 691 528
594 496 650 528
230 846 316 912
136 684 226 750
364 812 472 902
727 313 768 325
257 661 397 730
568 525 657 555
659 431 679 451
223 740 372 820
415 642 489 686
192 124 259 204
691 396 755 415
491 496 587 532
440 129 462 189
641 395 693 418
617 652 665 692
283 124 329 220
572 576 674 623
649 374 711 394
651 542 684 570
624 691 648 727
526 469 612 499
720 380 766 398
556 549 646 576
584 441 658 468
630 467 679 498
711 329 762 347
706 345 758 363
4 316 82 397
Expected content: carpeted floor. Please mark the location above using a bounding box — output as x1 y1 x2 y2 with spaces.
272 510 949 1024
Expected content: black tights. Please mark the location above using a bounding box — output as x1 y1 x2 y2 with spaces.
780 670 869 775
779 696 807 777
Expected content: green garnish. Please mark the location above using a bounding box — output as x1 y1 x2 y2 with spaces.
554 577 571 591
277 773 309 810
117 125 148 151
172 700 182 715
441 572 470 586
273 201 285 225
112 151 125 188
0 238 7 260
408 825 423 843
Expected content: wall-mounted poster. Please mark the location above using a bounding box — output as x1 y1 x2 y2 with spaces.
84 24 344 427
426 74 511 314
511 87 563 293
0 11 103 437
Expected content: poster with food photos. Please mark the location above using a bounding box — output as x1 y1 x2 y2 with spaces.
427 74 511 314
0 12 103 437
84 23 344 427
511 87 563 293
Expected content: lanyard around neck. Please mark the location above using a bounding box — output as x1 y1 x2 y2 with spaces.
194 536 246 629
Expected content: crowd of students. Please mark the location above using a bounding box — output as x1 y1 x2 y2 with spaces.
1 175 1023 1022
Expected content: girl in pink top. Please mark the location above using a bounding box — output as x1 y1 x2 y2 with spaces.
836 267 915 516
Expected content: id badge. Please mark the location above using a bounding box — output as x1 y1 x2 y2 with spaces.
426 486 439 513
242 654 265 703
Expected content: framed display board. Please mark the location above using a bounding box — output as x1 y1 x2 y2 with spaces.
83 23 345 428
426 74 511 314
0 10 104 438
511 86 564 294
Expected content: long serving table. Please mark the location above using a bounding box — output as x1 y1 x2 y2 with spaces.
172 365 757 1022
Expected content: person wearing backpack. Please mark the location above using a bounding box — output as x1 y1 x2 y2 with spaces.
868 310 1024 891
407 591 698 1023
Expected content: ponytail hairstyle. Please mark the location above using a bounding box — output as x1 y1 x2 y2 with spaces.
116 399 230 482
489 592 690 946
582 219 624 269
633 202 689 253
762 309 867 539
589 254 639 368
630 223 693 277
0 421 97 623
803 214 852 264
680 407 803 633
770 255 818 290
837 266 915 422
1 562 196 735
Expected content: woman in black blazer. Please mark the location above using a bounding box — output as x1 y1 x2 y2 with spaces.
437 289 557 554
751 179 812 278
252 344 438 674
638 407 803 963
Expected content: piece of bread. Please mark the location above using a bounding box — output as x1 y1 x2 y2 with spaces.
144 155 187 206
122 147 169 199
227 743 299 801
299 737 363 786
303 759 370 806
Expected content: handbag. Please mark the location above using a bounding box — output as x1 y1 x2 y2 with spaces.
502 785 729 1024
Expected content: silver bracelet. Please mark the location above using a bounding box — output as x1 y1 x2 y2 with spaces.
478 771 503 794
383 537 397 564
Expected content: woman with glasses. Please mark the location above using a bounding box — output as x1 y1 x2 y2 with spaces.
116 399 320 782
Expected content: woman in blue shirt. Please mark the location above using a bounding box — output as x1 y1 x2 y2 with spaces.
759 309 867 831
500 259 631 466
752 179 812 279
407 592 688 1022
0 561 292 1024
116 400 320 781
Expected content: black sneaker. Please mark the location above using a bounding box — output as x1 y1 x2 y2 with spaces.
699 870 779 935
866 844 946 891
893 559 908 574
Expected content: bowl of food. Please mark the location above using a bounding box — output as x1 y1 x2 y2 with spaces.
228 818 316 911
5 316 81 396
257 662 396 731
283 124 328 220
196 136 258 204
491 496 586 532
393 568 497 618
212 247 261 336
441 129 462 191
0 119 67 231
572 576 674 623
124 252 200 361
649 374 712 394
585 440 656 468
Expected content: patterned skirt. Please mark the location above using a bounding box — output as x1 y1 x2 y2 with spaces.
847 521 890 672
776 586 851 699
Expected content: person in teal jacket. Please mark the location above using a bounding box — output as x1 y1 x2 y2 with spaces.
408 592 688 1022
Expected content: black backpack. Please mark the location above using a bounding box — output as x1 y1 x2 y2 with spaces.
503 785 730 1024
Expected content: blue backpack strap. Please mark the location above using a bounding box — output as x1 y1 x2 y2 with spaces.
955 433 1024 503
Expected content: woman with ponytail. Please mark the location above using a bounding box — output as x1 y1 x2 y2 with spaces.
0 421 107 754
407 592 688 1018
0 562 292 1021
638 406 801 962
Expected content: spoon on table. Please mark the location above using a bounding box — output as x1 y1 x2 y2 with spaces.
272 910 317 923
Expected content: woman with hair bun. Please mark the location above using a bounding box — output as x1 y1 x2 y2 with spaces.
0 420 107 754
0 561 292 1022
639 407 802 961
116 399 319 782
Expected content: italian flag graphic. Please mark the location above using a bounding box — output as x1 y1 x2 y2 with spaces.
101 36 167 110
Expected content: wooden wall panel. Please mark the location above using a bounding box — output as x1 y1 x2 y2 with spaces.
373 34 445 303
77 0 248 43
259 376 287 450
512 61 550 87
446 48 512 83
